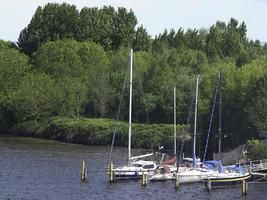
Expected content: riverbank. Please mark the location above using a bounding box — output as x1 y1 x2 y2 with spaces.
3 117 186 149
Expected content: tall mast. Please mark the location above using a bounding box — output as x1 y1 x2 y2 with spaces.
174 87 177 156
193 75 199 168
128 49 133 164
218 70 222 161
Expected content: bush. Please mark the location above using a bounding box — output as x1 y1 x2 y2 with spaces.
247 139 267 160
41 117 185 149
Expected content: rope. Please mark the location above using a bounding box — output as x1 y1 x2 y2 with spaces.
248 175 267 183
202 74 220 162
107 64 129 165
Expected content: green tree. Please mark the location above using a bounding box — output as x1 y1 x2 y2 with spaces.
132 25 151 51
56 76 88 118
0 49 31 95
0 40 17 50
18 3 79 56
205 24 225 60
0 49 31 128
78 6 115 50
11 72 57 124
33 40 82 79
247 139 267 160
78 41 111 116
111 7 137 50
246 75 267 133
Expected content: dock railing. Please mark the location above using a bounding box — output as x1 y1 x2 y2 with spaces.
239 160 267 173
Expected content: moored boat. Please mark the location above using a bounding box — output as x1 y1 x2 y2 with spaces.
203 164 251 189
108 49 156 180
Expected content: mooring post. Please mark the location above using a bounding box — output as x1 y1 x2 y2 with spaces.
81 160 87 182
242 180 248 196
206 179 211 192
109 162 114 182
142 172 148 187
175 173 179 189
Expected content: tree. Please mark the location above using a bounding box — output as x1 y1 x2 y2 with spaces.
11 72 57 124
33 40 82 79
56 76 88 118
132 25 151 51
247 139 267 160
78 41 112 116
111 7 137 50
18 3 79 56
77 6 115 50
0 40 17 50
205 24 224 60
0 48 31 128
0 49 31 94
222 18 247 58
246 76 267 133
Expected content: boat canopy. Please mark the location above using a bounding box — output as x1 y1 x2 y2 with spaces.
204 160 223 172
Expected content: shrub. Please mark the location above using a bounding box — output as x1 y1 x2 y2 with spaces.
247 139 267 160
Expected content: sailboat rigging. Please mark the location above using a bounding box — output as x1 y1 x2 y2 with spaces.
203 70 251 189
109 49 156 180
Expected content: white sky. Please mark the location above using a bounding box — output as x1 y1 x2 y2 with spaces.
1 0 267 42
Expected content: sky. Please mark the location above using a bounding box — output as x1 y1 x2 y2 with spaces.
1 0 267 42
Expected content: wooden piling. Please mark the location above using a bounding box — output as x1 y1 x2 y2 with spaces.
81 160 87 182
175 174 179 189
242 180 248 196
109 162 114 182
142 172 148 186
206 179 211 192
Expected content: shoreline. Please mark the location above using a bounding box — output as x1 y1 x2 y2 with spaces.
2 117 185 150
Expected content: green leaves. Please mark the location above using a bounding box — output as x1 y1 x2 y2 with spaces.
246 75 267 132
247 139 267 160
11 72 57 123
18 3 79 56
18 3 138 55
56 76 87 118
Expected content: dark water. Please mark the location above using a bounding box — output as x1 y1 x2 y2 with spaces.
0 136 266 200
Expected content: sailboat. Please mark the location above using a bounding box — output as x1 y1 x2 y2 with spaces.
110 49 157 179
203 71 251 189
149 75 214 182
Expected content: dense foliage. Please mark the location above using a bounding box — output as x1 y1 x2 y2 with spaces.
247 139 267 160
0 3 266 150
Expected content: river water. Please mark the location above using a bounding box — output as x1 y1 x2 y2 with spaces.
0 136 266 200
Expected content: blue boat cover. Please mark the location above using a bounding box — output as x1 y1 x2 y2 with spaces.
204 160 223 172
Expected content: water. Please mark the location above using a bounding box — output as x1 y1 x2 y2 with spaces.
0 136 266 200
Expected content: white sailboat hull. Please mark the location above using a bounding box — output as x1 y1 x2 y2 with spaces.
112 160 157 179
149 167 214 183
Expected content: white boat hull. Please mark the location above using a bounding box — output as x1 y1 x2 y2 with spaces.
149 167 214 183
112 160 157 180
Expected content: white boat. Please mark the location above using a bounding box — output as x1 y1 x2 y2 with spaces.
149 163 214 182
150 75 216 183
203 161 251 189
110 49 156 179
203 71 251 190
113 159 157 179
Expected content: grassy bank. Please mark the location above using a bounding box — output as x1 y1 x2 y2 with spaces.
7 117 187 149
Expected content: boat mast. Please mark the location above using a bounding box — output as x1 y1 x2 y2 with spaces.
218 70 222 161
128 49 133 164
174 87 177 157
193 75 199 168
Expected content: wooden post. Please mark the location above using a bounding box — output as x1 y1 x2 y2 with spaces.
206 179 211 192
242 180 248 196
81 160 87 182
109 162 114 182
142 172 148 186
175 173 179 189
